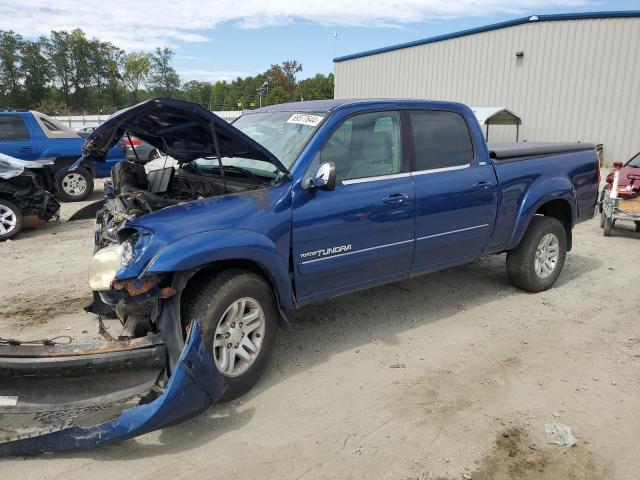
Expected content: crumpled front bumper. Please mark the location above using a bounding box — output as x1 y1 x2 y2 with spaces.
0 323 223 456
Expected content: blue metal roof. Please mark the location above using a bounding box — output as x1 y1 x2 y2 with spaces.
334 10 640 63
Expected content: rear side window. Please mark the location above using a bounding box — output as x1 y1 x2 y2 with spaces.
0 115 30 141
409 111 473 170
40 117 61 132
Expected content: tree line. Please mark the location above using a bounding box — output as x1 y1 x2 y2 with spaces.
0 29 334 115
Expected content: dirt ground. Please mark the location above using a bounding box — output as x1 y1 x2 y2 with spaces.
1 181 639 479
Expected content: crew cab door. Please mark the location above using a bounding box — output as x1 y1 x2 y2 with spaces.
292 110 415 303
407 109 498 273
0 115 38 159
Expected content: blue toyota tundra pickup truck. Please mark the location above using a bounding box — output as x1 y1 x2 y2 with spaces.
0 98 599 455
0 110 125 201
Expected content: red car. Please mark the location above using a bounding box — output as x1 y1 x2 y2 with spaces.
604 151 640 190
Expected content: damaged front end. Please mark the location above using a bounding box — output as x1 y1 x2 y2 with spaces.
0 156 60 236
0 323 225 456
0 97 287 455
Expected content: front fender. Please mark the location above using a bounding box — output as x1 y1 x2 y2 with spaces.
145 229 295 308
508 177 577 250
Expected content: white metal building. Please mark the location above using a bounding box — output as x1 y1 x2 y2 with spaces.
334 11 640 164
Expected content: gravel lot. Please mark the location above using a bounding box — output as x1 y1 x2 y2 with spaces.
1 181 639 479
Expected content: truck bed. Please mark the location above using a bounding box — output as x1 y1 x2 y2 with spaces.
485 145 599 254
489 142 595 161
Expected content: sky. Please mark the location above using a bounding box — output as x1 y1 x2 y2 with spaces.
1 0 639 82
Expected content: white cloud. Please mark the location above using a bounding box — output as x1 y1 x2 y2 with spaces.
180 69 250 83
0 0 591 49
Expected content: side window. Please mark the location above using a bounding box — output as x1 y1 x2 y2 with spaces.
409 111 473 171
0 115 30 141
40 117 62 132
317 111 402 181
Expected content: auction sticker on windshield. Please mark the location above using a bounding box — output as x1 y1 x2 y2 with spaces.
287 113 324 127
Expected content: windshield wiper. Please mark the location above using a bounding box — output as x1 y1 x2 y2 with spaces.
207 165 266 182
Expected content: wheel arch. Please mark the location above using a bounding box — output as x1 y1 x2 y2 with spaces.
509 184 576 252
182 258 292 327
144 229 295 311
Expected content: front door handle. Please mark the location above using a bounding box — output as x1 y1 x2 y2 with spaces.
382 193 409 204
19 147 32 152
472 181 493 190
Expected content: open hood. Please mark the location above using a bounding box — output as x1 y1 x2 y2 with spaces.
77 98 288 174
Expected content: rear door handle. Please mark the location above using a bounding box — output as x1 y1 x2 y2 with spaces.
382 193 409 204
472 181 493 190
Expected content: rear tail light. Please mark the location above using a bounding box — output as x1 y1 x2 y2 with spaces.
122 137 142 147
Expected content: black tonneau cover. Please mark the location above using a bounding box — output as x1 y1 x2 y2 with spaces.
489 142 595 160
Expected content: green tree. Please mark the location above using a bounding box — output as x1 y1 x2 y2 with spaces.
21 38 52 106
0 30 24 104
265 60 302 99
122 52 150 103
149 47 180 95
67 29 93 110
45 31 73 107
182 80 213 108
298 73 334 101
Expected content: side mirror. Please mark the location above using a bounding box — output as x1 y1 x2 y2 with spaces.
613 162 623 169
302 162 336 191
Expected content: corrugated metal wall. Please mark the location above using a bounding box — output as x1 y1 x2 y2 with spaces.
335 17 640 164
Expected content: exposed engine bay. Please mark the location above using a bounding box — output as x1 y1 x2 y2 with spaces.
95 158 269 248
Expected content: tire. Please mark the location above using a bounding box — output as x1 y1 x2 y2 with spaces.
635 221 640 233
600 210 605 228
148 149 160 161
54 167 94 202
603 215 613 237
182 269 278 401
506 216 567 292
0 199 23 241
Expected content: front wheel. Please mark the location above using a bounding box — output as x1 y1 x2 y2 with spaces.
54 167 94 202
182 269 278 401
506 216 567 292
0 199 23 240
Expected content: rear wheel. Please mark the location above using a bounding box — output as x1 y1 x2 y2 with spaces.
0 199 22 240
182 269 278 401
635 221 640 233
54 167 94 202
507 216 567 292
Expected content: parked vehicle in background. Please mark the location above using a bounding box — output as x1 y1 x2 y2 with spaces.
0 98 599 455
600 150 640 235
0 110 126 201
0 154 60 240
76 125 97 138
120 135 160 162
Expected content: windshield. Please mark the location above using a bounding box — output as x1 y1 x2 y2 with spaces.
628 152 640 167
194 111 325 178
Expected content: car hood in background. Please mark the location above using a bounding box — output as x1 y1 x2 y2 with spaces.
78 98 288 174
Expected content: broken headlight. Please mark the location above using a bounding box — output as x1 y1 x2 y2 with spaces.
120 238 135 266
88 229 153 291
